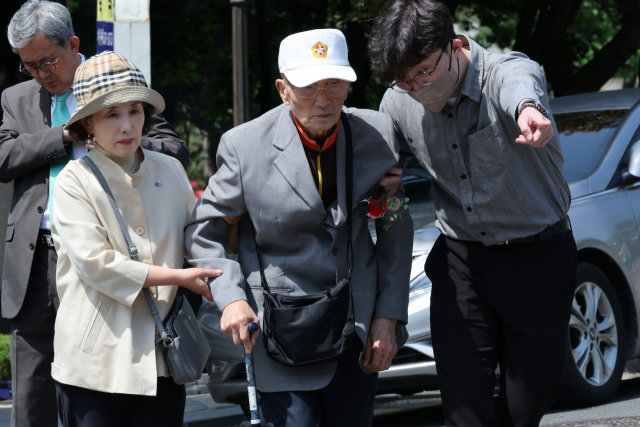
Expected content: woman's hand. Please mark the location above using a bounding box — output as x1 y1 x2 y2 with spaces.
144 266 220 302
176 268 221 301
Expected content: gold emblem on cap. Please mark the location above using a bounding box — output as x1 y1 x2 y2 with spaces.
312 42 328 58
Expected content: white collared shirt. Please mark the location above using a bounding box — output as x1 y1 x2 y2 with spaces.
41 54 86 229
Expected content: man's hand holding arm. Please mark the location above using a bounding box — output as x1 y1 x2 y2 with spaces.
377 167 403 199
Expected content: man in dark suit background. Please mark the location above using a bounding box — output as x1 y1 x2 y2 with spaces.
0 1 190 426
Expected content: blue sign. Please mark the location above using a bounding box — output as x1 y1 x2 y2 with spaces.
96 21 114 53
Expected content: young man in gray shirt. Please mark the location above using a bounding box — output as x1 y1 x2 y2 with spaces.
368 1 577 426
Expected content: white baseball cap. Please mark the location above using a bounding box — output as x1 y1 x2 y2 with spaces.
278 29 357 87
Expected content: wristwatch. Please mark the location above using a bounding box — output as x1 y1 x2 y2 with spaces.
516 98 549 121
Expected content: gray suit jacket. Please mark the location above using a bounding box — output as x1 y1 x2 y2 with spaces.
185 104 413 392
0 79 190 319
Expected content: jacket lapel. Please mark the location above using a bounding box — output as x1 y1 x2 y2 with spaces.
38 85 52 130
272 108 326 215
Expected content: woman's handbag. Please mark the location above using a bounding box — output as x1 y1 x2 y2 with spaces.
82 156 211 385
256 112 356 367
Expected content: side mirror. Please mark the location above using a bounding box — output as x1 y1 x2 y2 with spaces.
622 140 640 185
627 140 640 178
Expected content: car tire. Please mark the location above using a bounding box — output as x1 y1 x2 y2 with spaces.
558 262 626 406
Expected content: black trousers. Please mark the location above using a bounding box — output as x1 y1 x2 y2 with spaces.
426 230 577 427
55 377 186 427
10 237 59 427
257 342 378 427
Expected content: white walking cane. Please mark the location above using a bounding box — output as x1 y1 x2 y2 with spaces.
245 322 261 425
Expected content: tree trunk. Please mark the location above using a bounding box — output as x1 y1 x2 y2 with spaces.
526 0 551 63
345 20 373 109
561 20 640 95
538 0 576 92
340 0 372 109
513 0 540 53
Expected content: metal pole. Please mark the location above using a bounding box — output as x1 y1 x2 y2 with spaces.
231 0 250 126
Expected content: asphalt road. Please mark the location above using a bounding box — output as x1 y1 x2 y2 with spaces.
373 377 640 427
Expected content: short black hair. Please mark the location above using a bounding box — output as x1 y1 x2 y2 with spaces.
66 102 154 141
368 0 456 81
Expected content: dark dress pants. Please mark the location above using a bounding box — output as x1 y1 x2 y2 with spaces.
427 230 577 427
56 377 186 427
10 237 59 427
257 342 378 427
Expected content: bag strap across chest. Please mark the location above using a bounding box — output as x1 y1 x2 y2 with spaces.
82 156 171 345
253 111 354 293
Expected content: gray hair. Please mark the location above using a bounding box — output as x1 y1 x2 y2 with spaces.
8 0 75 53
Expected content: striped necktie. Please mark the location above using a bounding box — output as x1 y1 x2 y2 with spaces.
48 89 73 221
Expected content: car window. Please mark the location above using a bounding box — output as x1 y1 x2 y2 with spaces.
555 110 628 183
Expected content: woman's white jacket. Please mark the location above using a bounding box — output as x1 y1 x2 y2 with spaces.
51 148 196 396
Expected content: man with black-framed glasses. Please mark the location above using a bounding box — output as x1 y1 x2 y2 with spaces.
369 1 577 426
1 2 189 426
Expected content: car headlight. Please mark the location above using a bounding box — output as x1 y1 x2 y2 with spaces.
409 273 432 297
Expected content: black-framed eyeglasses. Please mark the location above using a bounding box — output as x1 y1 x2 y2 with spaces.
19 48 65 77
390 40 453 93
285 77 350 99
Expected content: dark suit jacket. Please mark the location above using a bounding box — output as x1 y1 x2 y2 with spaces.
0 79 190 319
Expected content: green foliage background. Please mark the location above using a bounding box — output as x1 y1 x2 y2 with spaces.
138 0 638 184
0 335 10 381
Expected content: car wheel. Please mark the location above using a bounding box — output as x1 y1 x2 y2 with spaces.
559 262 626 406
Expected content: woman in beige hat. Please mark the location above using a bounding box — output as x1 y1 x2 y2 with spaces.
50 51 219 426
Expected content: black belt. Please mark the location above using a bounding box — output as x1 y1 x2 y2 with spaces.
500 217 571 245
38 229 55 248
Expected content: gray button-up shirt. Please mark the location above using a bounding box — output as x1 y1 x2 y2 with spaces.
380 35 570 245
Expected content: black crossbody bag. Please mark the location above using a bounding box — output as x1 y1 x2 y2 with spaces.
255 112 356 367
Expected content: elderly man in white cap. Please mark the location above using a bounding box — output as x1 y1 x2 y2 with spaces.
185 29 413 426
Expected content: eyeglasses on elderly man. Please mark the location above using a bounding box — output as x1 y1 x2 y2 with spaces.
283 76 350 99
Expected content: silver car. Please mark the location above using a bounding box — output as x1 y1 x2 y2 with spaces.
197 88 640 411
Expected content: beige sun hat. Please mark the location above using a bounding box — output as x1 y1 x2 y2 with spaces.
64 51 165 129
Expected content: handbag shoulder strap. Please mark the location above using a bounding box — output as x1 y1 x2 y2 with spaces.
81 156 169 341
252 112 354 292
